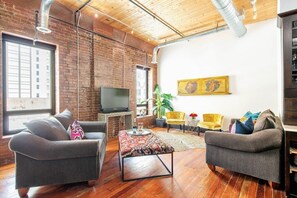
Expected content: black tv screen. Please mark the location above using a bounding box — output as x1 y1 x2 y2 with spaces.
100 87 130 113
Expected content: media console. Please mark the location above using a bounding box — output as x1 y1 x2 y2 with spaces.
98 111 133 140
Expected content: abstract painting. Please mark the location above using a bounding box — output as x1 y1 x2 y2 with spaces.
177 76 229 96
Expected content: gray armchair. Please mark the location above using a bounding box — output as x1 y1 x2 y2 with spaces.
205 115 284 188
9 109 107 197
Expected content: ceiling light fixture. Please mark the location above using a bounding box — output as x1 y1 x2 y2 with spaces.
131 30 134 34
94 13 98 18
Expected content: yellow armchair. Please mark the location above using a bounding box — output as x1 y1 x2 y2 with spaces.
166 111 186 132
197 114 224 135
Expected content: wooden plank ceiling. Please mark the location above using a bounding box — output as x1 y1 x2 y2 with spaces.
56 0 277 45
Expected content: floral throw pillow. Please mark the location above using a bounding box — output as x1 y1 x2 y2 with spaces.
68 120 85 140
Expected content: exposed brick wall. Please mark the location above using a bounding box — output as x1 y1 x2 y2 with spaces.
137 115 157 129
0 0 157 165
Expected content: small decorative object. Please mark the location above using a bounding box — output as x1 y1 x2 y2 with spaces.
189 113 198 120
132 125 137 133
137 122 144 132
177 75 230 95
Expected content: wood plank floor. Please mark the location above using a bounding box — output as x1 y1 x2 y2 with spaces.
0 128 285 198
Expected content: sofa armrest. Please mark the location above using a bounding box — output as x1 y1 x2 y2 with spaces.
78 121 106 133
205 129 282 153
9 132 99 160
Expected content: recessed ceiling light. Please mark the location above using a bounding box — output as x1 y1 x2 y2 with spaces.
94 13 98 18
131 30 134 34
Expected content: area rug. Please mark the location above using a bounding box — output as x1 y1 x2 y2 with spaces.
153 130 206 152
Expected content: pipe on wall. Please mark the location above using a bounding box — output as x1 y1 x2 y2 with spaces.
151 25 229 64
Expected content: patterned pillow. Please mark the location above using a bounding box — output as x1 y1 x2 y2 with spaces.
240 111 261 123
232 117 254 135
68 120 85 140
239 111 252 122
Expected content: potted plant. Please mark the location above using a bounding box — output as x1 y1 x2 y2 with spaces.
146 84 174 127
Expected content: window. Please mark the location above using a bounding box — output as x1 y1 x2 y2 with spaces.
2 34 55 135
36 64 39 69
136 66 149 116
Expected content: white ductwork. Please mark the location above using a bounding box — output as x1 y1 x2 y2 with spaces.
211 0 247 37
36 0 54 33
151 25 228 64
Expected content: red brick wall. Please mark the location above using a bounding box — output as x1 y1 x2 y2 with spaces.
0 0 157 165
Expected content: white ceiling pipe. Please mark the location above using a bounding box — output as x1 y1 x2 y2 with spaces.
151 25 228 64
36 0 54 33
211 0 247 37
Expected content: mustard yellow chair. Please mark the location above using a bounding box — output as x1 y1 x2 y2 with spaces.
197 114 224 135
165 112 186 132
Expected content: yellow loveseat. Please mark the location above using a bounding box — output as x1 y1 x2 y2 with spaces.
197 114 224 135
165 112 186 132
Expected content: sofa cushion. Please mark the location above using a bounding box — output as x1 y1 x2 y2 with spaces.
54 109 75 130
25 117 70 141
254 116 276 132
198 122 221 129
84 132 107 145
232 117 254 135
258 109 275 120
84 132 106 140
166 119 185 125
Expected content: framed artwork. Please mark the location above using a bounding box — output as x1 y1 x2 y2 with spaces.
177 76 230 96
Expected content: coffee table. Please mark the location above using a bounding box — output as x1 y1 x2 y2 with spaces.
118 129 174 181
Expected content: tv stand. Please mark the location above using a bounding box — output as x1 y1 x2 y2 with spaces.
98 111 133 140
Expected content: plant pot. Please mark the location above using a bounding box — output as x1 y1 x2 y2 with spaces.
156 118 166 128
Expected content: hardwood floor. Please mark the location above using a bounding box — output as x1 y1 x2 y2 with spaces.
0 128 285 198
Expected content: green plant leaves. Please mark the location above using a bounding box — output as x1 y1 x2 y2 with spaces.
150 84 174 118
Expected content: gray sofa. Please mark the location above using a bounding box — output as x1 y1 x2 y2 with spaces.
9 109 107 197
205 110 284 188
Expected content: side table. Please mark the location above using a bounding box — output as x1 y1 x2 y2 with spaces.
187 119 199 134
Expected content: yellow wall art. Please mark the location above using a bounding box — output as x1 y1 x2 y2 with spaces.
177 76 230 96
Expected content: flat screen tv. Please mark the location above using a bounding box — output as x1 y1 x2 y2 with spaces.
100 87 130 113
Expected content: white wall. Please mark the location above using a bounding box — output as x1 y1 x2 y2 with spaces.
158 19 279 130
278 0 297 14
